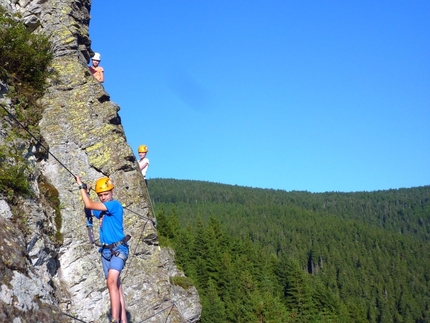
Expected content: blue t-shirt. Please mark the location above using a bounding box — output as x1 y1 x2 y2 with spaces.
92 200 125 245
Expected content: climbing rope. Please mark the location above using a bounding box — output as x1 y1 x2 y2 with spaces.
1 103 187 323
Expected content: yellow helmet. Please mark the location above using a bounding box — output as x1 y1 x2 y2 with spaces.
138 145 148 153
95 177 114 193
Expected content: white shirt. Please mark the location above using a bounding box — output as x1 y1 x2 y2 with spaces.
139 157 149 177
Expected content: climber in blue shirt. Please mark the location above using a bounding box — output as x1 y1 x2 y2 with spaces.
76 176 129 323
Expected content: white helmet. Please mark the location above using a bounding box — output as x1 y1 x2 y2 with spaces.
92 52 101 61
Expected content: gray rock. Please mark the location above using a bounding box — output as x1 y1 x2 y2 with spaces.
0 1 202 322
0 200 13 219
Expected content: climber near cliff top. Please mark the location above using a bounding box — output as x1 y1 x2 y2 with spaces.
76 175 129 323
89 52 104 83
138 144 150 185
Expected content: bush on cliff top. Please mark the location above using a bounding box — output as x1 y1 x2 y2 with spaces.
0 6 53 97
0 6 54 200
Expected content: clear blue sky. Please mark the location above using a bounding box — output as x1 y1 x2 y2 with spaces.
89 0 429 193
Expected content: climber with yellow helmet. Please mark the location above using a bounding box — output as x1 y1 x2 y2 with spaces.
75 175 128 323
138 144 150 184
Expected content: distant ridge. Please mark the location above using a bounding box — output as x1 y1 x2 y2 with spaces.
147 178 430 322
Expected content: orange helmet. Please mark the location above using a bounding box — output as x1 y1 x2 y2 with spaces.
138 145 148 153
95 177 114 193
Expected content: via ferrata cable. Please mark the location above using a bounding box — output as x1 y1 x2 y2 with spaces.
0 103 76 178
2 104 187 322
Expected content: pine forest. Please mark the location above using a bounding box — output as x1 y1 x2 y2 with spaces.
148 179 430 323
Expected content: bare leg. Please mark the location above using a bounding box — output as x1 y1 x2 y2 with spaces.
106 269 121 321
118 278 127 323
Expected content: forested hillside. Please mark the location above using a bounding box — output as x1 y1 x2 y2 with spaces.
148 179 430 322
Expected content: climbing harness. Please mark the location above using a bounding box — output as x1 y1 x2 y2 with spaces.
82 184 129 250
101 234 131 250
1 102 137 252
1 104 188 323
1 103 102 245
100 234 131 261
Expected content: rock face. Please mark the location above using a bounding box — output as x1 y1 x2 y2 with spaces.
0 0 201 322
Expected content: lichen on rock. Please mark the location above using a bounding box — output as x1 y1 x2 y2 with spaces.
0 0 201 322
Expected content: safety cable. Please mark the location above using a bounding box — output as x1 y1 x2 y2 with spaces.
1 102 156 226
139 304 174 322
163 303 175 323
138 302 179 323
61 312 88 323
144 182 158 226
120 216 150 283
1 104 187 323
120 181 159 282
60 301 185 323
122 204 155 224
1 102 157 224
173 301 187 323
0 103 76 178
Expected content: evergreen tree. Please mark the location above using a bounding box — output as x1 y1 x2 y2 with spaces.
283 259 315 321
151 179 430 323
201 279 226 323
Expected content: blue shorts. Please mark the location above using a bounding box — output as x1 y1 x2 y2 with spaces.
100 245 129 279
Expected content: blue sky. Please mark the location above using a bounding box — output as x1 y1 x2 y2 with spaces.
89 0 429 193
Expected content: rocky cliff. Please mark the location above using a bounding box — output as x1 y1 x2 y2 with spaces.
0 0 201 322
